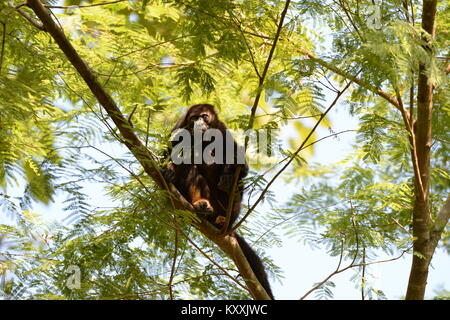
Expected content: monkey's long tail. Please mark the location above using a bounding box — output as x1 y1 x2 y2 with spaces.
234 232 274 300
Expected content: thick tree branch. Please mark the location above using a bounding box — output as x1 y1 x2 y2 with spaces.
25 0 270 300
405 0 438 300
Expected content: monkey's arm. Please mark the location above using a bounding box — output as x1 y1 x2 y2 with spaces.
218 135 248 192
161 162 176 183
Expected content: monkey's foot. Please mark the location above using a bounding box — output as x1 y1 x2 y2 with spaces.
215 216 227 225
193 199 214 213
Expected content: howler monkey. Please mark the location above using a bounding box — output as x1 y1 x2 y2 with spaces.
162 104 274 299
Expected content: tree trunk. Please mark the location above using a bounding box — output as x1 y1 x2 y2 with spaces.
405 0 437 300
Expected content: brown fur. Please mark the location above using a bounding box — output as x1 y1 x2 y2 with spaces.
163 104 274 299
165 104 248 227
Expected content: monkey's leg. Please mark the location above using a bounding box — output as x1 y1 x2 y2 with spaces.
187 165 214 213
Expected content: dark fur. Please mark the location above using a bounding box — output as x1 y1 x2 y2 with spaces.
163 104 274 299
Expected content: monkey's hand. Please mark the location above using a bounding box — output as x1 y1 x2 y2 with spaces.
218 173 233 192
161 166 175 184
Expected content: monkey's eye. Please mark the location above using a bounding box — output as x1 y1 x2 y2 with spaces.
201 113 209 121
190 115 200 122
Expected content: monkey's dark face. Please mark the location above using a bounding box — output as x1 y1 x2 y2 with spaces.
189 112 210 132
185 104 218 133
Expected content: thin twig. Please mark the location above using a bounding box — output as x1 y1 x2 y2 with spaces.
221 167 242 234
224 0 291 235
14 6 46 31
239 129 356 193
0 22 5 74
391 217 413 237
255 112 323 120
127 104 138 126
45 0 128 9
81 143 153 195
299 246 411 300
58 74 122 143
246 0 291 131
94 53 219 78
337 0 363 39
92 35 196 70
101 60 118 87
395 88 425 200
14 2 27 9
228 11 261 79
299 239 345 300
409 81 414 125
361 247 366 300
182 234 249 292
145 109 151 148
168 228 179 300
252 203 341 244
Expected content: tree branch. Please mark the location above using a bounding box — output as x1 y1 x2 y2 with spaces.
14 5 46 31
246 0 291 131
228 11 261 79
45 0 129 9
221 167 242 234
0 22 5 74
405 0 438 300
168 226 179 300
